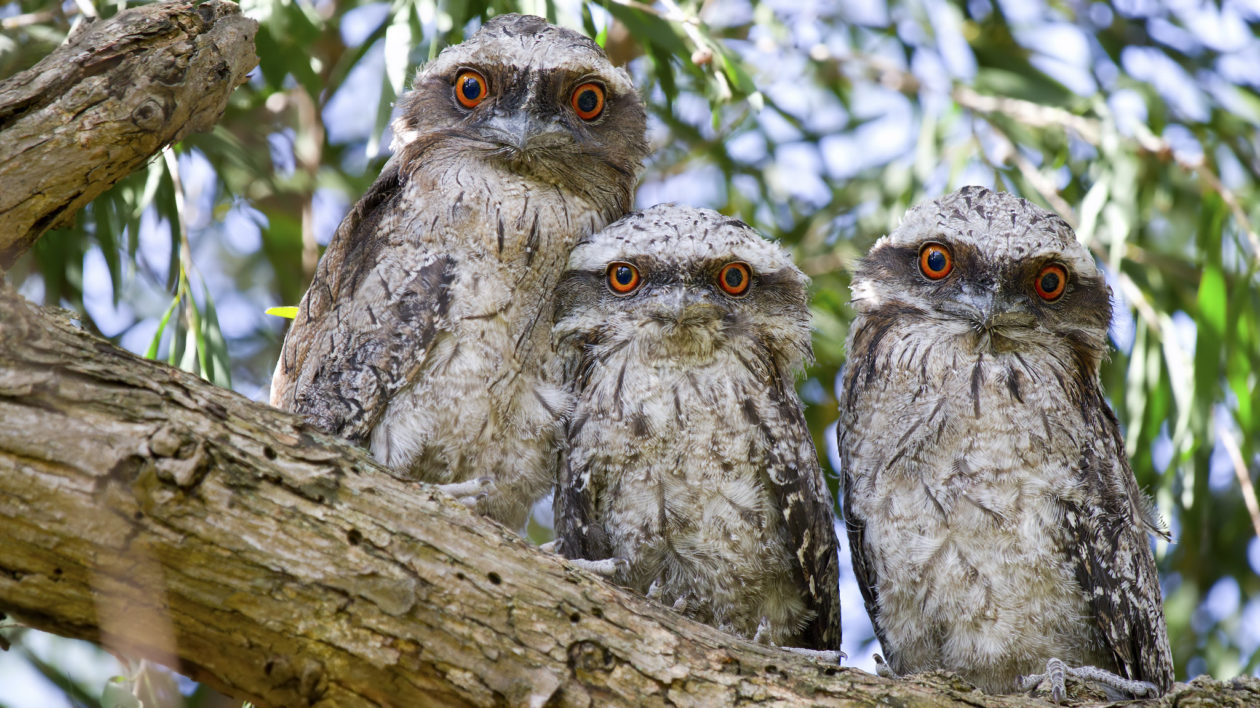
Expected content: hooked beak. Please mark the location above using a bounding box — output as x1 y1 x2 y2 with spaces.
939 289 1035 331
648 289 726 328
482 111 568 156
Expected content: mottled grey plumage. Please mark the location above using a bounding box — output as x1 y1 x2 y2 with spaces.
837 186 1173 698
271 14 648 528
553 204 841 651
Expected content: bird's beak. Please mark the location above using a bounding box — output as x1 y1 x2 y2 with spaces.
483 111 567 154
942 288 1034 329
651 289 725 326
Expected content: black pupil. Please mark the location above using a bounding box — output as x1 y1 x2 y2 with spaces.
577 89 599 114
461 77 481 101
614 266 633 286
1041 272 1060 293
926 249 947 272
724 268 744 289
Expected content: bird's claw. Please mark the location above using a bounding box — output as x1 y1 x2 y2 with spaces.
568 557 626 577
436 477 494 508
780 646 845 664
1020 658 1158 704
873 654 897 678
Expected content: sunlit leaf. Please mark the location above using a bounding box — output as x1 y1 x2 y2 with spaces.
265 306 299 318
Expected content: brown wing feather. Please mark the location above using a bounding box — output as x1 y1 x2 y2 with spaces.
1067 389 1174 691
837 328 891 658
271 159 456 444
554 345 612 562
767 391 843 652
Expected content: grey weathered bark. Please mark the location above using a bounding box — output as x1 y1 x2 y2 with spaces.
0 0 258 267
1 284 1259 708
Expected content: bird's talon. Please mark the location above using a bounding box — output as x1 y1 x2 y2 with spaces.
568 557 624 577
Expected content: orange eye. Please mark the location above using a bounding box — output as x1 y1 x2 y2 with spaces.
717 262 752 297
1034 263 1068 301
607 262 640 294
455 71 488 108
571 82 605 120
918 242 953 280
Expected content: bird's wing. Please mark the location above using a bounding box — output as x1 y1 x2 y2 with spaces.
553 346 611 562
271 159 456 445
836 367 889 657
766 391 843 652
553 445 603 561
1065 392 1174 692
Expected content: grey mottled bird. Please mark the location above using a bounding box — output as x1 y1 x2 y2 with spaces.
837 186 1173 700
552 204 842 652
270 14 648 529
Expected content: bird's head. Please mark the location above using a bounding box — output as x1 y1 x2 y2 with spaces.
553 204 812 376
390 14 648 214
851 186 1113 366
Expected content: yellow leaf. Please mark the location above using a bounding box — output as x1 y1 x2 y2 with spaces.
265 306 299 319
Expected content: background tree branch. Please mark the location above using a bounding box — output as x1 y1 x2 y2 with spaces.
0 0 258 267
0 280 1257 707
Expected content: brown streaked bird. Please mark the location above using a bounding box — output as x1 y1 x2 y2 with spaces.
552 204 842 654
837 186 1173 701
270 14 648 529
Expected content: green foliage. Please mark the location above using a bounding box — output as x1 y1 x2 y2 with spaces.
3 0 1259 695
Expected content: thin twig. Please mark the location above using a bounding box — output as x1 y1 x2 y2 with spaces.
608 0 692 23
952 85 1101 144
1219 425 1260 544
161 148 196 283
1 9 58 29
72 0 98 19
979 116 1079 227
1113 270 1163 337
834 53 1260 266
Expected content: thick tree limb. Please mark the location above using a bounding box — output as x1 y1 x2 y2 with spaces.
1 289 1257 707
0 0 258 267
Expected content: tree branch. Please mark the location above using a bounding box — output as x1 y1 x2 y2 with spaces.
0 284 1257 707
0 0 258 267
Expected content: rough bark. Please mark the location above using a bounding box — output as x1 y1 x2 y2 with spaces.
1 288 1258 708
0 0 258 267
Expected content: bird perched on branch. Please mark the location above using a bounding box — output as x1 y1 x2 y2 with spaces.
837 186 1173 700
552 204 842 654
270 14 648 529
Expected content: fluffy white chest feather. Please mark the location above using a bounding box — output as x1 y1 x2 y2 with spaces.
570 349 809 642
844 330 1110 690
369 170 597 528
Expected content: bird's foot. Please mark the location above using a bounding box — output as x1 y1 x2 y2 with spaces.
436 477 493 507
567 557 627 577
873 654 897 678
1019 658 1159 704
753 618 845 664
752 617 770 644
778 646 845 663
645 579 689 612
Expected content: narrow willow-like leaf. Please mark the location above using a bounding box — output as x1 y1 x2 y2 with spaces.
201 283 233 389
145 293 181 360
179 319 199 375
182 286 209 382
